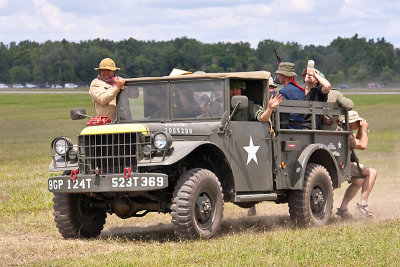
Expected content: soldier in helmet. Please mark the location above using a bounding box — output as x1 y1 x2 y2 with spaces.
89 58 126 120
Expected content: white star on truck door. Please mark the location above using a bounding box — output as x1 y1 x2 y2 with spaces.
243 136 260 165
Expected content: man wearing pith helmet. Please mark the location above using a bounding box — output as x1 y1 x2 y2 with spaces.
89 58 126 120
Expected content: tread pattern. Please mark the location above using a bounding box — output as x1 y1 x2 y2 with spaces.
53 193 106 238
171 168 224 239
288 163 333 227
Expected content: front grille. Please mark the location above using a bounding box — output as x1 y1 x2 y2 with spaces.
78 133 144 174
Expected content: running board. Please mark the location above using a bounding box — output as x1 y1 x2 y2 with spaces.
235 193 278 202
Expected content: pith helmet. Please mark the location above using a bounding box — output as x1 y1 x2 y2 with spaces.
275 62 297 77
94 58 120 71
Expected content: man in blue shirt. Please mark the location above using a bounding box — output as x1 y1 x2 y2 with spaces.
275 62 305 129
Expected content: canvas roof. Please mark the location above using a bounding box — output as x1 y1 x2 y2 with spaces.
125 71 271 83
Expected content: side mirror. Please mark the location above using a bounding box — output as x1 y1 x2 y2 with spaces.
231 95 248 110
70 107 89 120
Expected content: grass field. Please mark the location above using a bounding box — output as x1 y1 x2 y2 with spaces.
0 92 400 266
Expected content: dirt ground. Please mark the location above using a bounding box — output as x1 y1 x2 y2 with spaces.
1 176 399 266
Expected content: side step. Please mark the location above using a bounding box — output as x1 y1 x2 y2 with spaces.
235 193 278 202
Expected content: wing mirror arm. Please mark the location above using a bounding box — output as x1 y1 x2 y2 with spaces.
217 100 241 134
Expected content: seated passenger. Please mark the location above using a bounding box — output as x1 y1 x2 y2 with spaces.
230 80 282 122
274 62 305 129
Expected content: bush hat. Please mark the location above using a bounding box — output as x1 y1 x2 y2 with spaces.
275 62 297 77
269 76 277 88
348 110 364 123
341 110 363 124
95 58 120 71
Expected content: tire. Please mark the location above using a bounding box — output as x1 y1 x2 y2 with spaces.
288 163 333 227
53 193 107 238
171 168 224 239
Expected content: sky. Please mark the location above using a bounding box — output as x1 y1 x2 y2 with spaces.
0 0 399 48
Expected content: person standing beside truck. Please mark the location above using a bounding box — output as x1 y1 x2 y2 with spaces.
336 110 377 219
89 58 126 120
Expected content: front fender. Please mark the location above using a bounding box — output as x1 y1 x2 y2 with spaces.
293 144 340 189
139 141 219 166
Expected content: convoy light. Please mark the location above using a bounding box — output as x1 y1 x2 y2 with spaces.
153 131 172 150
143 145 152 156
68 149 78 160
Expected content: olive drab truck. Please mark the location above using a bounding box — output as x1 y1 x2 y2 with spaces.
48 71 351 239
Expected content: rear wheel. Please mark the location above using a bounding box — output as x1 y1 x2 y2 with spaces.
171 168 224 239
288 163 333 227
53 193 106 238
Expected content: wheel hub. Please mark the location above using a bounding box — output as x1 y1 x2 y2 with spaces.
195 193 212 224
311 187 325 213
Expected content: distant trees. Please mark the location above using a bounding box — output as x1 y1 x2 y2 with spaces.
0 34 399 87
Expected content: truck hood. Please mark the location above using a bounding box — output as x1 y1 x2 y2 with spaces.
80 122 217 136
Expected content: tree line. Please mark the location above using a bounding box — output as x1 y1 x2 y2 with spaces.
0 34 399 87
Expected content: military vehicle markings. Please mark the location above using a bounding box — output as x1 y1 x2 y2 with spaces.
243 136 260 165
164 123 193 134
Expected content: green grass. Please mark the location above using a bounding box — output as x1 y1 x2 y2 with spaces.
0 93 399 266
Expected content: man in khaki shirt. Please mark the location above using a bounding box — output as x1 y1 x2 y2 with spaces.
89 58 126 120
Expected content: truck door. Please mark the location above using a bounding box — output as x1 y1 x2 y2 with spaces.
229 121 274 192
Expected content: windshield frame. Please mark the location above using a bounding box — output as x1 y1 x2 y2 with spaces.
117 78 226 122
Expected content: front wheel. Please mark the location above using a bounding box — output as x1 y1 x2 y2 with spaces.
53 193 107 238
288 163 333 227
171 168 224 239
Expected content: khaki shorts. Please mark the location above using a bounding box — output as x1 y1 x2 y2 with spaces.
351 162 367 178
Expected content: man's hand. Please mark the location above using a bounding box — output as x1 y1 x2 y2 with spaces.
268 93 283 109
360 120 368 130
115 77 126 90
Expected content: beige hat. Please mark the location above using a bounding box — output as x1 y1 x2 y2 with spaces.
348 110 363 123
275 62 297 77
269 76 277 88
94 58 120 71
169 68 192 76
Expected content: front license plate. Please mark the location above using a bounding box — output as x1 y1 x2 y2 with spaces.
48 173 168 193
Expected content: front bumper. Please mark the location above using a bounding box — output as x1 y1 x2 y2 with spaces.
48 172 168 193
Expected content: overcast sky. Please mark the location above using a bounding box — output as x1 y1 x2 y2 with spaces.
1 0 399 48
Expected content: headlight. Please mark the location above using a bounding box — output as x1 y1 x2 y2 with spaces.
53 137 73 156
153 132 172 150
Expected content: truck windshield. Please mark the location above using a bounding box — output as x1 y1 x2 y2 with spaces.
118 79 224 121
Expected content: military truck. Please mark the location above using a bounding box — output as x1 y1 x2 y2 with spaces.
48 71 351 239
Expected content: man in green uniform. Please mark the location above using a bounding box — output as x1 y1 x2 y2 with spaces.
230 80 282 123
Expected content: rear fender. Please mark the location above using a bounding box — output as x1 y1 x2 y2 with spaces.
293 144 340 189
